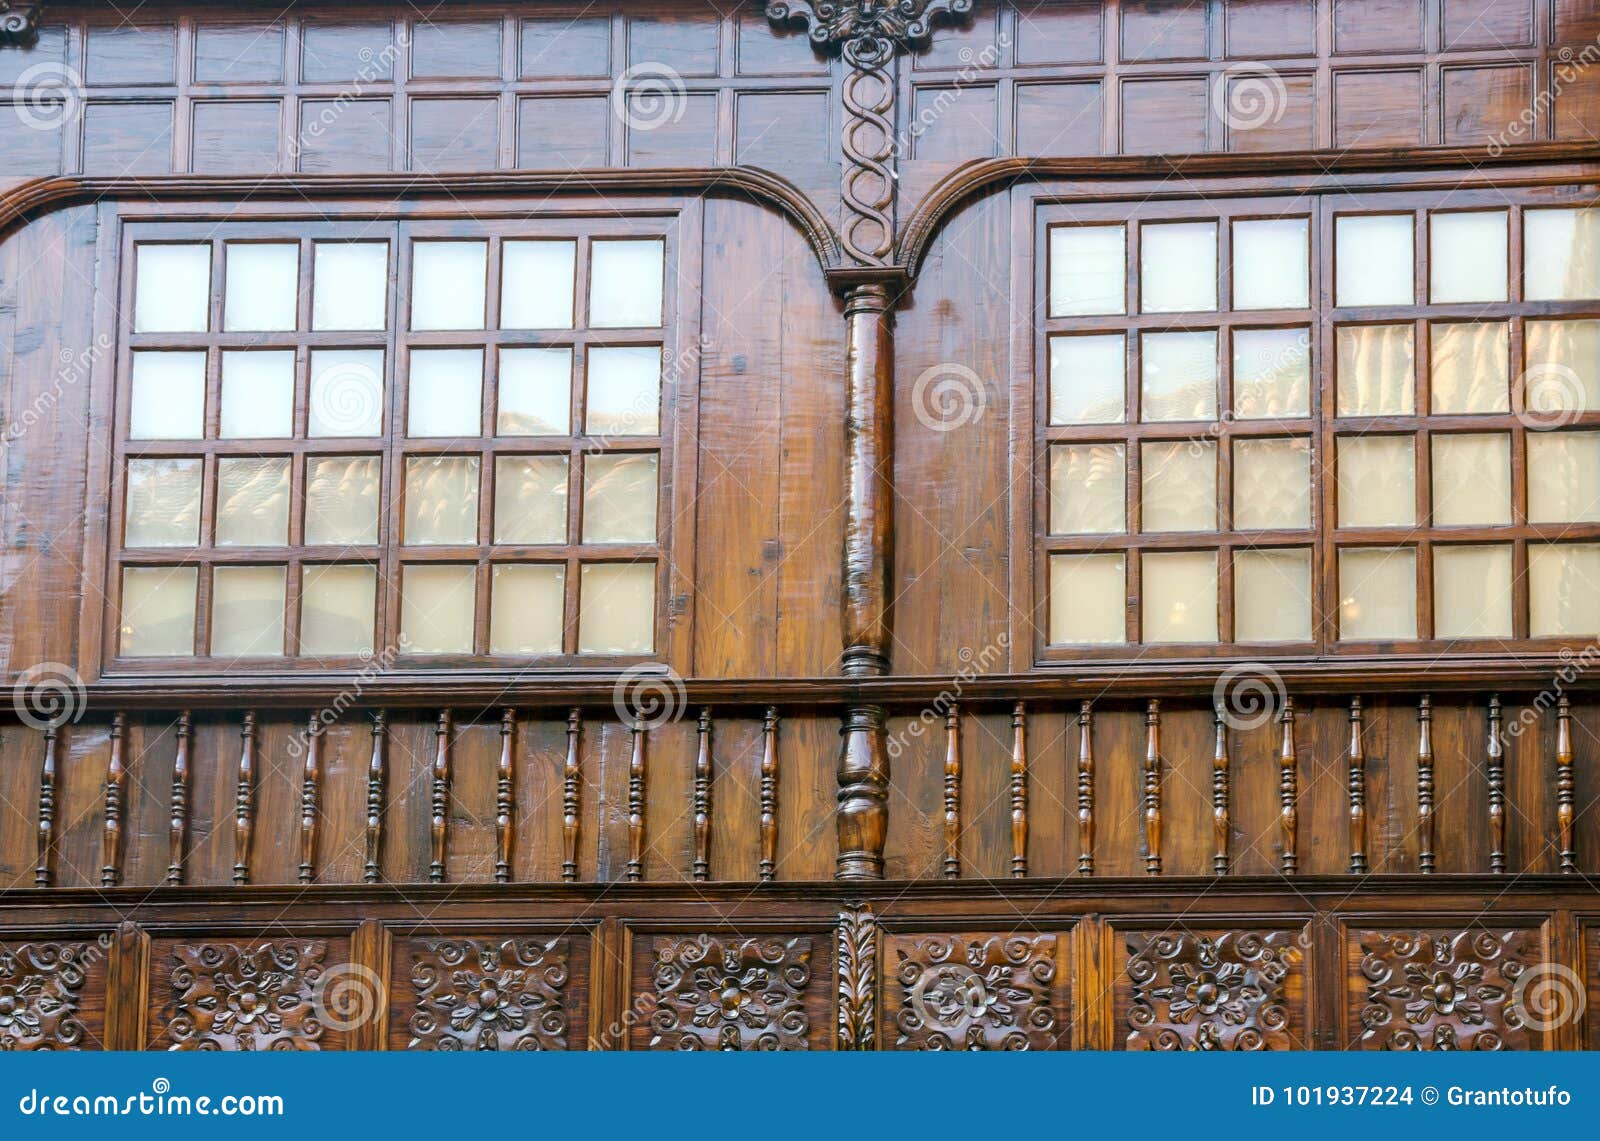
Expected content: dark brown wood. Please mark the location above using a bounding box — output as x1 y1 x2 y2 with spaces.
840 282 894 677
1279 700 1298 875
562 709 580 883
233 712 256 886
1558 694 1576 873
297 715 321 886
693 708 712 882
1211 703 1229 876
1488 696 1506 873
165 712 191 886
626 723 646 883
1077 701 1095 876
1010 702 1028 878
34 721 58 887
759 706 778 883
1143 700 1162 876
495 708 515 884
104 920 150 1051
1348 697 1368 874
430 711 451 884
837 705 889 880
1417 695 1436 874
942 704 960 879
364 711 386 884
100 711 126 887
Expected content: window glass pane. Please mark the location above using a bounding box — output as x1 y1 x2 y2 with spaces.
223 243 298 332
1232 217 1309 310
305 456 381 546
1049 443 1125 534
497 347 572 435
1530 543 1600 636
300 565 376 657
1338 547 1416 640
1234 548 1312 642
215 457 290 547
119 566 196 657
129 351 206 440
125 458 201 547
312 242 389 331
400 564 476 653
586 346 662 436
1524 320 1600 416
1233 438 1311 530
135 244 210 333
220 350 295 439
578 562 655 653
308 349 385 437
1049 333 1125 425
1335 214 1414 306
1140 330 1217 422
1525 207 1600 301
1431 433 1510 526
404 455 480 545
1232 328 1310 419
582 453 658 543
411 241 488 331
1434 545 1513 639
407 348 484 437
490 564 565 654
1049 224 1125 316
1337 436 1415 527
501 239 576 329
1336 324 1415 416
1141 440 1216 532
1430 322 1509 414
495 455 569 544
1048 552 1125 644
1142 550 1218 643
1430 211 1508 303
1529 431 1600 523
590 239 665 328
211 565 286 657
1140 221 1217 313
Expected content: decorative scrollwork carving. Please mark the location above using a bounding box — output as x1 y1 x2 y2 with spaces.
1353 928 1539 1050
406 938 569 1052
890 933 1059 1050
1124 930 1304 1050
166 940 326 1051
0 942 89 1050
647 935 813 1051
766 0 975 66
837 905 877 1049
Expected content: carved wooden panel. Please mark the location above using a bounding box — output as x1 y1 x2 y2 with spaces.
884 932 1067 1050
0 940 103 1050
1347 927 1546 1050
149 937 350 1051
390 935 585 1051
1118 928 1308 1050
633 933 825 1050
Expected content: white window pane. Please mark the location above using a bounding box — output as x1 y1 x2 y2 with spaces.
215 457 290 547
220 351 295 439
305 456 381 546
1430 211 1508 304
1140 221 1217 313
1049 224 1126 316
1142 550 1218 643
590 239 665 328
300 565 376 657
211 565 286 658
1234 438 1311 530
490 564 565 654
1049 443 1125 535
1140 331 1217 422
1524 320 1600 416
1434 545 1513 639
1529 431 1600 523
1336 324 1415 416
578 562 655 653
129 351 206 440
1337 436 1415 527
404 455 480 545
1336 214 1414 307
135 244 210 333
400 564 476 654
495 455 569 544
1234 548 1312 642
119 566 196 657
1431 434 1511 526
1232 328 1310 419
410 240 488 331
308 349 385 437
1049 333 1125 425
586 346 662 436
497 347 572 435
501 240 576 329
1430 322 1509 414
582 453 658 543
1530 543 1600 636
406 348 483 437
1142 440 1216 532
1232 217 1309 310
312 242 389 331
1525 207 1600 301
1048 552 1125 645
125 458 201 547
1339 547 1416 640
223 243 298 332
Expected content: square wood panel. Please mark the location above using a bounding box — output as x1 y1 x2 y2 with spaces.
0 935 112 1050
882 931 1071 1050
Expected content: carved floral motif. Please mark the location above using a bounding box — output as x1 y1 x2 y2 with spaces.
766 0 974 64
891 934 1059 1050
1355 929 1538 1050
1125 931 1303 1050
648 935 812 1050
0 942 89 1050
166 940 326 1051
406 938 569 1051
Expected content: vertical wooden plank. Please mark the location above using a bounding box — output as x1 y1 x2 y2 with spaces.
104 921 150 1051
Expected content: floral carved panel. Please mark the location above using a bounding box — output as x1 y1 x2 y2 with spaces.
0 941 97 1050
641 934 816 1051
401 937 571 1051
158 939 336 1051
1121 929 1307 1050
885 933 1064 1050
1349 927 1545 1050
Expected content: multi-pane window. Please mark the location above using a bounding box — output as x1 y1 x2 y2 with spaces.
1039 191 1600 657
110 218 675 666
